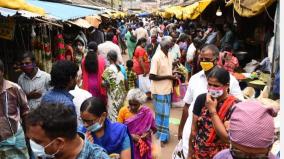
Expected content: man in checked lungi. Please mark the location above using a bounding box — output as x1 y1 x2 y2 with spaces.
149 36 178 147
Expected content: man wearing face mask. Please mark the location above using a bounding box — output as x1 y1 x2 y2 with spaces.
18 52 51 110
149 36 178 147
26 103 110 159
177 44 243 158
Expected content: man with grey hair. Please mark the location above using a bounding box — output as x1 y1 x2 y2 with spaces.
177 44 244 157
149 36 177 147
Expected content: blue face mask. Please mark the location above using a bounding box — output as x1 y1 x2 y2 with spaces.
86 117 104 132
87 122 103 132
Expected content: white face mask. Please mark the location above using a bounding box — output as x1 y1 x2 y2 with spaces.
77 45 83 50
208 86 224 98
30 139 59 159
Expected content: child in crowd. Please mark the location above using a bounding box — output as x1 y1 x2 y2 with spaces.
126 60 137 91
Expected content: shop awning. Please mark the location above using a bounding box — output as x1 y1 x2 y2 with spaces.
182 0 212 20
68 18 92 28
26 0 101 21
164 6 183 19
0 6 43 18
225 0 276 17
0 0 45 15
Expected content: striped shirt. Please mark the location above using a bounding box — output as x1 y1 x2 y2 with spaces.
18 68 51 109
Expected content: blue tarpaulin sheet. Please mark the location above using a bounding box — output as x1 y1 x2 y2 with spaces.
138 12 150 17
27 0 101 21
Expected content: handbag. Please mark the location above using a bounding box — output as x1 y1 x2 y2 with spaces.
172 140 185 159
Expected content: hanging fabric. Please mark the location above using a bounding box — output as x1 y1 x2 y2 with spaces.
54 30 65 61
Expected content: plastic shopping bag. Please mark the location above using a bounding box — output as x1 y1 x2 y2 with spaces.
138 74 151 93
172 140 186 159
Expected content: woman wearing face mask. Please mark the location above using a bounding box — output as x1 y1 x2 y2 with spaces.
117 88 157 159
102 50 126 122
188 66 240 159
79 97 133 159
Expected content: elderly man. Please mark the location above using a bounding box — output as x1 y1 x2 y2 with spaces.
178 44 244 157
0 59 30 158
149 36 177 147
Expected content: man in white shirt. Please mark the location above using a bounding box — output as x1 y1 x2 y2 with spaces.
134 21 149 41
178 44 244 157
69 72 92 123
18 52 51 109
98 32 124 65
186 42 196 64
169 31 181 62
150 25 161 37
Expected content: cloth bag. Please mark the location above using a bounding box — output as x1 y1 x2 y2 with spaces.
138 74 151 93
172 140 185 159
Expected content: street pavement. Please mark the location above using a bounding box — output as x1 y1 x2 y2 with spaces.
147 100 183 159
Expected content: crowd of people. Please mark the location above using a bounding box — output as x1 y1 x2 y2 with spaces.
0 17 280 159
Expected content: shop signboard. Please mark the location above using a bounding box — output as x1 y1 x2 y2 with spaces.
0 17 15 40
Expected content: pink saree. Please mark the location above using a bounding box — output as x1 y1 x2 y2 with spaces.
124 106 157 159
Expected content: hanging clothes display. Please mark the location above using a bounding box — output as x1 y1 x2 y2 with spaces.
31 24 53 73
32 25 43 68
54 32 65 61
42 25 52 73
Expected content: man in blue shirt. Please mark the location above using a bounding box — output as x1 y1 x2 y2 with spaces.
41 60 78 113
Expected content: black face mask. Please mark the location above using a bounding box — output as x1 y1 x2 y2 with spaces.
230 148 269 159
